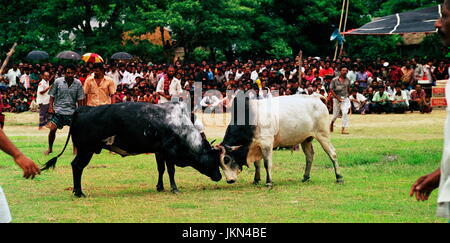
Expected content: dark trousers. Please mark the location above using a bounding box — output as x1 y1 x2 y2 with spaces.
372 102 392 114
39 104 51 127
410 101 432 113
392 102 408 114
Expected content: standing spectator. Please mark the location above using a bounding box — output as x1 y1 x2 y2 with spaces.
5 64 21 87
388 64 403 84
330 66 351 135
401 64 415 88
156 66 182 104
422 60 435 83
118 64 131 86
44 64 85 155
83 63 116 107
356 66 369 90
434 61 449 81
319 62 334 78
347 65 357 85
251 65 260 82
37 72 52 130
19 67 31 90
0 127 41 223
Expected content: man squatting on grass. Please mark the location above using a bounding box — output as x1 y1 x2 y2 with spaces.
409 0 450 222
0 128 41 223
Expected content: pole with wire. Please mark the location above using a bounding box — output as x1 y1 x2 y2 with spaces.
340 0 350 57
334 0 349 60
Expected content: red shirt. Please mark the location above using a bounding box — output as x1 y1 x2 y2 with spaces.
389 67 403 82
319 68 334 77
410 89 426 100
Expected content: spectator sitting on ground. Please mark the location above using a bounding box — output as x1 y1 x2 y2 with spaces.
410 84 432 114
372 86 392 114
349 89 368 115
391 85 409 114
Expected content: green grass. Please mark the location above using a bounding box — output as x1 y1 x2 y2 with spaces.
0 112 447 223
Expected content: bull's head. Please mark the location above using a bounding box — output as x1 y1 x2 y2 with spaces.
195 140 222 182
215 144 243 184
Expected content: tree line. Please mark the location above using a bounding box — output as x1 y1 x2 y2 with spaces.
0 0 444 64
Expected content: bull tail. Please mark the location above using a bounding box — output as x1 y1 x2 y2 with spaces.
41 119 75 171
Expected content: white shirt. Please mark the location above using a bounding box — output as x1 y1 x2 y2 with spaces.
20 74 30 90
156 76 183 104
390 90 409 106
119 70 131 85
349 93 367 110
437 77 450 219
258 88 272 100
6 69 20 87
251 70 259 82
106 71 121 87
200 95 220 107
347 71 357 84
235 71 244 80
225 70 233 81
37 79 50 104
127 72 143 88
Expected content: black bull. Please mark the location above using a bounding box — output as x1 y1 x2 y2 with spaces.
41 102 222 197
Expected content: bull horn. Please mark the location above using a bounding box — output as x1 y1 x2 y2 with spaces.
210 139 217 146
224 145 242 152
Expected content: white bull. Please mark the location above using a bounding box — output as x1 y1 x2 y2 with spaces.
217 94 343 186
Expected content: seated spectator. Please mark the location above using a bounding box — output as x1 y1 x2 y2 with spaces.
391 85 409 114
409 84 432 114
349 89 368 115
372 86 392 114
200 91 221 113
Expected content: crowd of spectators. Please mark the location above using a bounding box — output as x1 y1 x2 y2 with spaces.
0 56 448 115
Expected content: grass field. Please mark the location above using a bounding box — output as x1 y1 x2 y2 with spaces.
0 111 447 223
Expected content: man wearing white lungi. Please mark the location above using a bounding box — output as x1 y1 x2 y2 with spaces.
0 129 41 223
330 66 351 135
410 0 450 222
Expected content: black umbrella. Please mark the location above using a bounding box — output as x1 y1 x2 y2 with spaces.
111 52 133 60
26 51 49 61
56 51 81 60
344 5 440 35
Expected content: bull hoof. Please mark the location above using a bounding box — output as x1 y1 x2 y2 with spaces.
265 182 273 188
156 185 165 192
253 179 260 185
302 176 311 183
171 189 180 194
336 179 344 184
73 191 86 198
